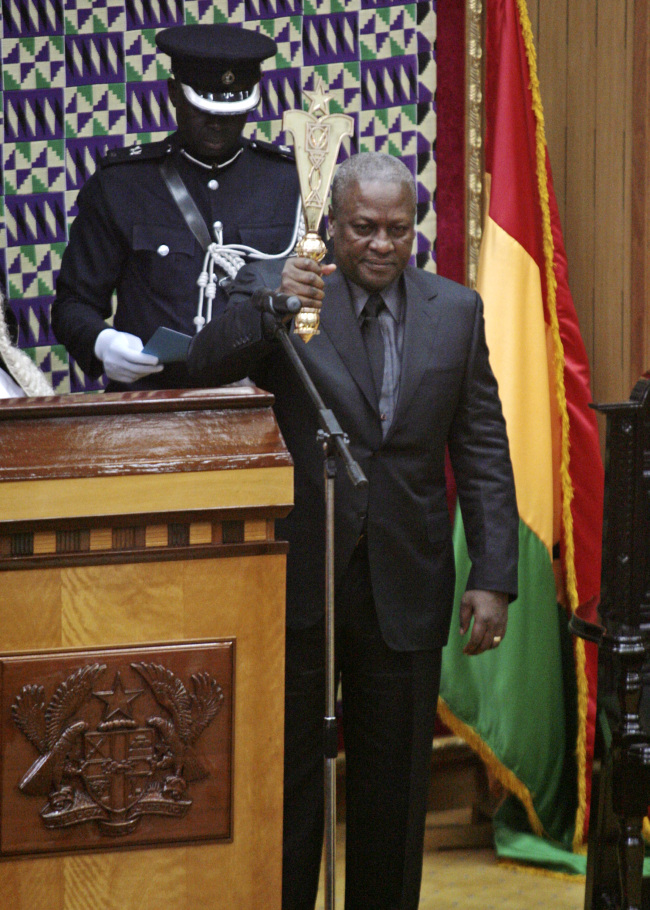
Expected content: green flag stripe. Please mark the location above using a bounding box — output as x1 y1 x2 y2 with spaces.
440 514 578 845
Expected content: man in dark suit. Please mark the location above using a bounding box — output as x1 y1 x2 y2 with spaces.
188 152 519 910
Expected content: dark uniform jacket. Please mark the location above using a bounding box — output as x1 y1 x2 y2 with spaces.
188 259 519 652
52 133 300 391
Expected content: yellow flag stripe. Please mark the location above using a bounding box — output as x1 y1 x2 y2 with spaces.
477 214 554 554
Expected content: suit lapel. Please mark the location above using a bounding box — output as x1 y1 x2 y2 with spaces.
319 269 378 410
385 268 442 438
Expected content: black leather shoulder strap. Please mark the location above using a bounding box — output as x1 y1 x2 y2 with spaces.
159 157 212 252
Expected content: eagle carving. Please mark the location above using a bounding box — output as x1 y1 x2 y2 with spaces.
11 663 107 798
131 662 224 783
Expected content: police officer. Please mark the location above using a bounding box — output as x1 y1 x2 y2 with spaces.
52 23 301 391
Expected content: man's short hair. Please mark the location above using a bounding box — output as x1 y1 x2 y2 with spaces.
331 153 416 217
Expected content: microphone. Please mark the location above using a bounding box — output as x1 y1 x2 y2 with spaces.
251 287 301 318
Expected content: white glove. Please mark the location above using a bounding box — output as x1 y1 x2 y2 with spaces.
94 329 163 384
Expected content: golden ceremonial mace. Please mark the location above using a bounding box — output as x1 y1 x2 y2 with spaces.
283 77 354 342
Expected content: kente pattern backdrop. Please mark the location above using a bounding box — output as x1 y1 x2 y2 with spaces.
0 0 437 393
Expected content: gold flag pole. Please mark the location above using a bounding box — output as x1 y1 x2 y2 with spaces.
283 77 354 342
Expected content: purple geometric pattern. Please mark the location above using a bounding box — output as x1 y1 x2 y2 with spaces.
64 0 126 34
4 90 65 143
0 0 436 394
13 296 59 346
257 68 303 122
303 14 358 66
6 243 66 300
245 0 301 18
125 0 184 29
64 84 126 137
4 141 66 196
2 0 64 38
2 37 66 90
126 81 175 133
361 56 418 109
5 194 67 246
65 35 125 86
124 30 162 82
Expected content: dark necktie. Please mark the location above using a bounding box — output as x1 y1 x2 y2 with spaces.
361 292 385 396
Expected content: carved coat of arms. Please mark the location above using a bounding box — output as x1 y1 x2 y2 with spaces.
11 661 224 837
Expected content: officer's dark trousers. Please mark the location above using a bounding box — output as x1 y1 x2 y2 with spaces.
282 540 443 910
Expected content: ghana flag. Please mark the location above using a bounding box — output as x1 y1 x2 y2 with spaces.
437 0 604 866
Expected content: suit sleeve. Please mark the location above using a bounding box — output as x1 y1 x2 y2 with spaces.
187 259 285 387
447 292 519 599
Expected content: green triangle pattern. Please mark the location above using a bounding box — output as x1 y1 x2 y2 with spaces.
126 63 142 82
36 71 50 89
390 38 405 57
360 41 376 62
276 54 292 69
3 73 21 91
20 37 36 55
78 85 94 104
32 177 49 194
108 84 126 103
402 105 417 125
92 119 108 137
92 15 107 33
38 277 53 296
377 8 391 26
22 246 37 267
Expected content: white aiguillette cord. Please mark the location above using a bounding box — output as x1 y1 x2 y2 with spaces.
159 156 305 332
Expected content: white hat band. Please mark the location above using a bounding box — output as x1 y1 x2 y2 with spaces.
181 82 261 115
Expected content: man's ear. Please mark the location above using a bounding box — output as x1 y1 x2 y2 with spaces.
327 206 336 237
167 77 179 110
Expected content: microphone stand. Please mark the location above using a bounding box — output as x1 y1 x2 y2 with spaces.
267 311 367 910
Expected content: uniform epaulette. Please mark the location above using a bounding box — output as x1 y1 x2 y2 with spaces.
100 139 174 168
248 138 295 162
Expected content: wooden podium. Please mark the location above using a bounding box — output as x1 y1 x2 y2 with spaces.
0 388 293 910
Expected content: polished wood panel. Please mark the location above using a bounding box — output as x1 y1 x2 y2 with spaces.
0 390 289 908
2 641 234 856
0 554 286 909
528 0 650 415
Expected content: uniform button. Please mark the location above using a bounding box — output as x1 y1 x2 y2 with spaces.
381 413 387 421
157 244 170 257
208 179 219 190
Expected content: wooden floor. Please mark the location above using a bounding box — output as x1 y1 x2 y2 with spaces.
315 816 586 910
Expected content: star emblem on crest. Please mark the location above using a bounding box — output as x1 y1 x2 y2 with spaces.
93 672 143 724
303 77 333 119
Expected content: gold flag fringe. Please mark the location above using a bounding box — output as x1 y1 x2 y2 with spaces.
437 697 545 837
515 0 589 852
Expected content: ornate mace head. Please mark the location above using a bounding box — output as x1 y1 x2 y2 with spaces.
283 78 354 341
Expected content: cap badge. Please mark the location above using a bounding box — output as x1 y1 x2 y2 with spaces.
221 70 235 85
